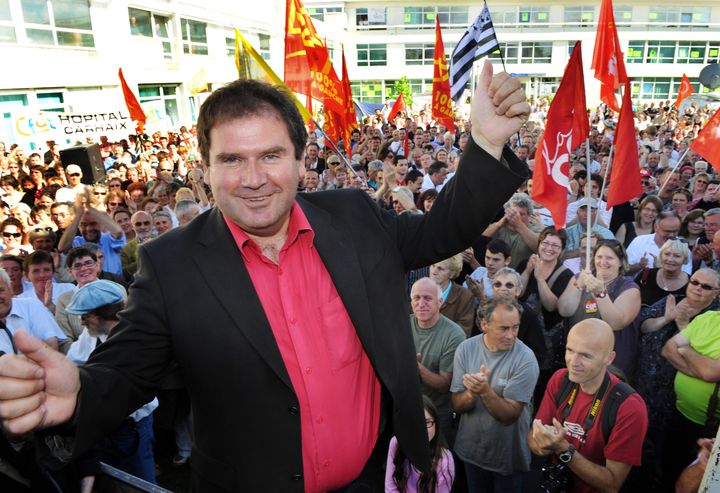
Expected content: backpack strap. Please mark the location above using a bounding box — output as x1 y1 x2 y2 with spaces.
547 265 570 291
600 381 636 443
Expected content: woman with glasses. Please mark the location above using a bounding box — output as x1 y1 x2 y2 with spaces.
90 184 108 211
105 189 125 215
615 195 662 249
679 209 706 246
0 217 31 256
385 395 454 493
689 172 711 207
558 239 642 379
634 238 690 307
634 268 720 485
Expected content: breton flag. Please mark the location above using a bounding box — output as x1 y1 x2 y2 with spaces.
450 3 499 102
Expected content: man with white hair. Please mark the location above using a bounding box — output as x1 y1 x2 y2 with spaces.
483 193 543 269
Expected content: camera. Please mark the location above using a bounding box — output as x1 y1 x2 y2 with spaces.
535 463 570 493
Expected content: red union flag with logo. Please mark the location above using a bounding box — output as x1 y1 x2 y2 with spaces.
285 0 344 115
432 17 454 131
674 74 695 109
532 42 589 228
691 107 720 172
591 0 627 112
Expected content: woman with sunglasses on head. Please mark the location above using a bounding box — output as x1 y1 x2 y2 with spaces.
385 395 454 493
634 238 690 307
105 189 125 216
679 209 706 247
634 268 720 486
558 239 642 380
615 195 662 249
0 217 31 256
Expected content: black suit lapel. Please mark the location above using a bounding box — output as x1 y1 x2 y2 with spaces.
192 209 292 390
297 196 377 358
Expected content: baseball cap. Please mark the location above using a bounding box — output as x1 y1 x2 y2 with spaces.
66 280 127 315
66 164 82 175
640 169 651 177
576 197 598 209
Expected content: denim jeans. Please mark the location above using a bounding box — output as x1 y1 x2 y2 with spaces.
99 414 156 484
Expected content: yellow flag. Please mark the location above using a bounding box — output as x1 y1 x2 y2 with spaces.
188 68 208 95
234 28 312 122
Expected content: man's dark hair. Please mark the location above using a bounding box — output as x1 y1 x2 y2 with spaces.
66 246 97 270
306 142 319 150
23 249 54 273
92 302 124 321
486 238 511 258
428 161 448 176
589 173 604 188
406 169 423 183
197 80 307 165
479 295 523 323
50 201 73 212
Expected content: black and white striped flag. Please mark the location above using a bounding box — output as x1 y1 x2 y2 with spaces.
450 4 500 102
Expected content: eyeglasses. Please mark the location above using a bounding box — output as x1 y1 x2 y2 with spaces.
2 232 22 238
425 419 435 428
696 180 708 184
108 202 122 206
68 173 81 177
493 281 516 289
689 279 720 291
668 236 689 244
93 191 107 196
134 221 151 227
32 227 53 233
539 240 562 251
109 183 121 188
71 259 96 271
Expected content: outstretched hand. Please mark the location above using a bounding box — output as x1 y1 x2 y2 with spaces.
0 330 80 435
470 62 530 160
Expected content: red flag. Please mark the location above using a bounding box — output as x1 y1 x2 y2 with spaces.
306 94 316 132
403 130 410 158
387 93 407 123
606 83 641 209
591 0 627 112
532 41 589 228
432 17 454 131
340 49 358 156
285 0 344 114
674 74 695 109
691 107 720 172
118 68 146 134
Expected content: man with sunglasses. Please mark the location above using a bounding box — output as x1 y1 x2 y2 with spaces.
661 268 720 487
626 211 692 275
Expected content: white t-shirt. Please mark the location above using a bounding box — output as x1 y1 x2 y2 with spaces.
626 233 693 274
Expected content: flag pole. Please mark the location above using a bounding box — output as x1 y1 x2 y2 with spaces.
594 144 613 228
657 147 692 196
585 137 592 271
310 117 365 183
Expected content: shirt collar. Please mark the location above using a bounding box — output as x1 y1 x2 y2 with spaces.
223 202 315 261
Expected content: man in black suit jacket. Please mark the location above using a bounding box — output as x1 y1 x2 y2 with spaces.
0 62 530 492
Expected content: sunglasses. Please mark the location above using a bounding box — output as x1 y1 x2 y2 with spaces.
689 279 720 291
493 281 516 289
93 191 107 196
2 232 22 238
108 202 122 206
69 173 81 177
32 227 53 233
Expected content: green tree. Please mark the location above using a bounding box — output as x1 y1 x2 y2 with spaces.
392 77 413 108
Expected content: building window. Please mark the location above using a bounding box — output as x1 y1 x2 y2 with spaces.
492 42 551 64
614 5 632 27
36 91 65 112
20 0 94 47
408 79 432 95
627 40 644 63
357 44 386 66
306 6 343 22
258 33 270 61
630 77 703 100
564 6 595 27
676 41 707 64
648 7 710 27
139 84 180 126
356 8 386 29
405 44 434 65
0 0 15 43
350 80 384 103
490 6 549 26
627 40 720 65
128 8 172 59
645 41 675 64
181 18 208 55
518 6 550 24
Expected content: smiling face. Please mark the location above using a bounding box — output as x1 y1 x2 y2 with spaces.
594 245 622 279
203 114 303 240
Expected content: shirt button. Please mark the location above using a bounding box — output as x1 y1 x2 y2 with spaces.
291 473 303 481
305 367 312 374
288 405 299 415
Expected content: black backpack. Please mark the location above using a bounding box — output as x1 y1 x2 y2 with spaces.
553 372 636 442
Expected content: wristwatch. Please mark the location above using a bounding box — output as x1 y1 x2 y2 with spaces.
558 444 577 464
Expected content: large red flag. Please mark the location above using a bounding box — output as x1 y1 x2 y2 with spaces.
340 48 358 156
532 42 589 228
591 0 627 112
387 92 407 123
606 82 641 209
118 68 146 134
674 74 695 109
285 0 344 114
691 107 720 172
432 17 454 131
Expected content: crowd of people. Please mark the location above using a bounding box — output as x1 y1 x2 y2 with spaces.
0 78 718 493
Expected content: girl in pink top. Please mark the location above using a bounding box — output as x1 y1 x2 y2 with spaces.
385 396 455 492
